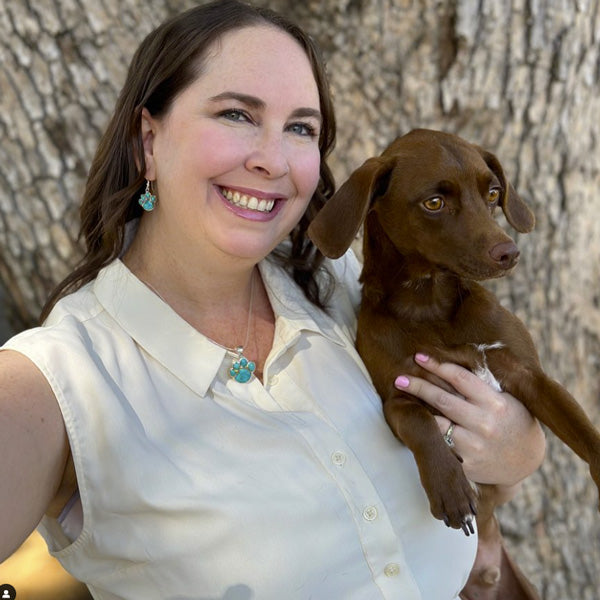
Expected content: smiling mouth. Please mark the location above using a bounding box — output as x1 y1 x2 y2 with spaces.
219 186 277 213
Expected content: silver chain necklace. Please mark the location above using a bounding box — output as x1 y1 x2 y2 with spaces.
141 270 257 384
227 272 256 383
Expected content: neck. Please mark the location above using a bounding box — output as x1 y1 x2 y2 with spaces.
361 224 467 322
122 219 264 350
122 217 275 383
124 216 257 312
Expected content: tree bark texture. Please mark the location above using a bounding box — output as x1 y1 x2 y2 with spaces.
1 0 599 598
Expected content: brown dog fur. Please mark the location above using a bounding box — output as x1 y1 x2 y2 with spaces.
308 129 600 599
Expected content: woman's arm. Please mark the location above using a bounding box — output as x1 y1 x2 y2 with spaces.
0 350 70 561
395 353 546 491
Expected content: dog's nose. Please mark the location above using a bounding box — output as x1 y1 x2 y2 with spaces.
489 241 520 268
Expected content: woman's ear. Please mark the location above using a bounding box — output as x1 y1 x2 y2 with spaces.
140 107 157 180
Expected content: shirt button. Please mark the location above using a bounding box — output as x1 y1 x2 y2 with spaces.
384 563 400 577
268 374 279 386
363 506 378 521
331 451 346 466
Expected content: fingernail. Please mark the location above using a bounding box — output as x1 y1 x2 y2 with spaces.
395 375 410 388
415 353 429 362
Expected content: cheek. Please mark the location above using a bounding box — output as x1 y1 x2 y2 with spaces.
160 123 246 175
295 148 322 197
192 130 247 172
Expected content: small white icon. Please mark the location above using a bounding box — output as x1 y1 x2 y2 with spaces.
0 583 16 599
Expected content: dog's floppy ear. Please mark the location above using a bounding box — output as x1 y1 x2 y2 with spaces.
477 147 535 233
308 156 395 258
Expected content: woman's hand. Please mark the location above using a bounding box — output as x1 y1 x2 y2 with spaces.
394 353 546 491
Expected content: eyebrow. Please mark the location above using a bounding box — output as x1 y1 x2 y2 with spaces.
208 91 322 123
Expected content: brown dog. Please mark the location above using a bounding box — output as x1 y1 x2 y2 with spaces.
308 129 600 598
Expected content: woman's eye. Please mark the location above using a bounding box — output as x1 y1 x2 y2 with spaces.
287 122 318 138
219 109 251 123
423 197 444 211
488 188 501 203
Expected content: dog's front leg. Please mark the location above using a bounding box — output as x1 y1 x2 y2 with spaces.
383 394 478 534
485 348 600 508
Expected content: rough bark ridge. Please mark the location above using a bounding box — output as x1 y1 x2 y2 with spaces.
1 0 599 598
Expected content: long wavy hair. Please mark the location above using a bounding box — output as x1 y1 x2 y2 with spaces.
40 0 337 322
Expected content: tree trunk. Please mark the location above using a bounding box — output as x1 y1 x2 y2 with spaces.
1 0 599 598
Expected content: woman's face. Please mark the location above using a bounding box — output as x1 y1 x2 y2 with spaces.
141 25 322 267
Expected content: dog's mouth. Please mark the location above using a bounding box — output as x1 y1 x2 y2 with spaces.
454 257 519 281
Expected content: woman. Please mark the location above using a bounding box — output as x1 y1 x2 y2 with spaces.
0 1 544 598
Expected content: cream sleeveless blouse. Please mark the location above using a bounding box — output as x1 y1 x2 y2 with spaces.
2 252 475 600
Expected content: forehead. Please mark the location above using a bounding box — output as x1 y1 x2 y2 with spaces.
198 25 319 105
386 136 500 195
396 138 491 177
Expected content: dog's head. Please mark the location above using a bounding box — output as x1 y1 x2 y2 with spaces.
308 128 535 280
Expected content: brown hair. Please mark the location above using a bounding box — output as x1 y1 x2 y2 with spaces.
40 0 336 321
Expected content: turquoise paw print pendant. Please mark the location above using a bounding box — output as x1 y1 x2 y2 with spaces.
138 180 157 211
229 347 256 383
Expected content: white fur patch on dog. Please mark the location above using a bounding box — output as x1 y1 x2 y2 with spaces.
471 342 504 392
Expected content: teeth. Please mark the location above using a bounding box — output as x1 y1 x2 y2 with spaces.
221 187 275 212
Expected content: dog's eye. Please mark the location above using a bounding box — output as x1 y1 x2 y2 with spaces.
423 197 444 211
488 188 501 204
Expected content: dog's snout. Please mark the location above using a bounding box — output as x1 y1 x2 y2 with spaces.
489 241 520 268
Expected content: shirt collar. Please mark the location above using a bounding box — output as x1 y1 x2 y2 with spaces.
258 257 346 349
93 258 345 397
93 260 226 397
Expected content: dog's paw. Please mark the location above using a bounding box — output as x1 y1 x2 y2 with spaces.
445 512 476 536
420 453 478 535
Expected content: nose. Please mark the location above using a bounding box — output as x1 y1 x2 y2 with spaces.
245 130 290 179
489 241 520 269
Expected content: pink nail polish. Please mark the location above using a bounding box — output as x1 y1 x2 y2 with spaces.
395 375 410 388
415 353 429 362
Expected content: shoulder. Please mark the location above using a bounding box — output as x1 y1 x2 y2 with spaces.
313 249 362 337
322 248 362 314
0 283 103 442
0 350 64 443
6 276 107 351
1 278 114 409
324 248 362 299
0 348 58 401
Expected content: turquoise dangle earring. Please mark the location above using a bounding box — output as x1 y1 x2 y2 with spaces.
138 180 157 211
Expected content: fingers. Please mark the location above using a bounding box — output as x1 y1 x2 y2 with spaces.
413 353 493 399
408 353 504 414
394 352 510 435
394 361 478 425
393 353 492 453
394 353 546 485
436 414 454 439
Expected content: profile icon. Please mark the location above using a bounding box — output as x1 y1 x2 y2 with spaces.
0 584 16 600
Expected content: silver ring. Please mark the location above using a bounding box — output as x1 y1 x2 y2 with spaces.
443 422 456 447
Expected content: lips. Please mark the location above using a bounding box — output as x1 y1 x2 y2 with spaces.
219 186 278 213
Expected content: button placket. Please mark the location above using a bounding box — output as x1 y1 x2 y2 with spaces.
288 415 420 599
383 563 400 578
362 505 378 522
331 450 346 467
